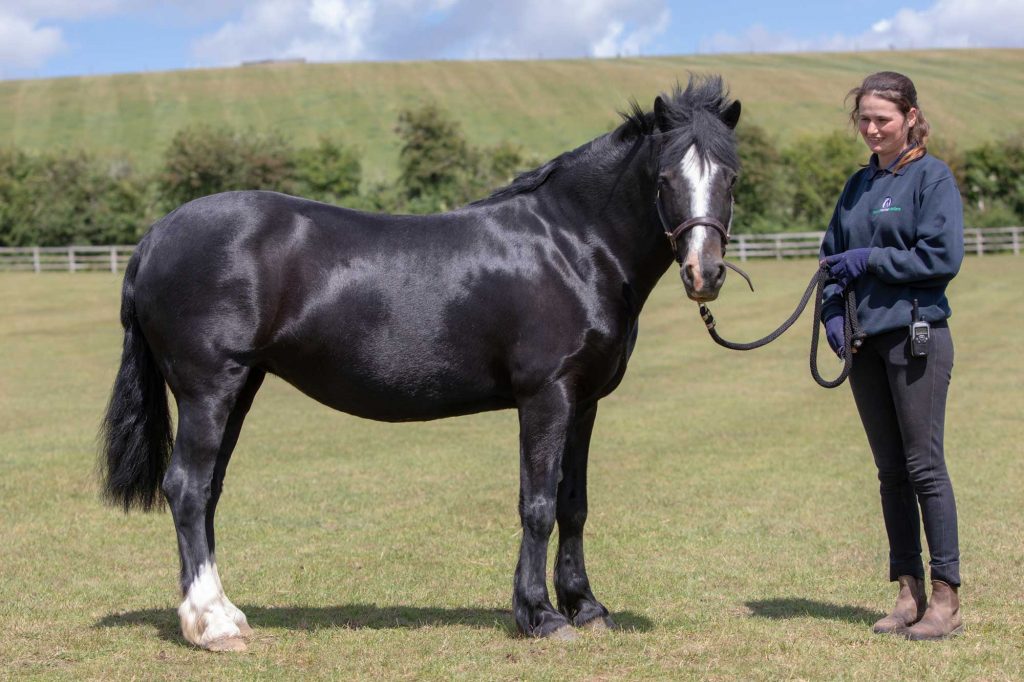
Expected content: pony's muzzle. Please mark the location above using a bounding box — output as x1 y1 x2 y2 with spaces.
680 260 726 302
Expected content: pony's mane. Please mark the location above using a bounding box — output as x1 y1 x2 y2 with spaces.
478 74 738 205
480 155 563 203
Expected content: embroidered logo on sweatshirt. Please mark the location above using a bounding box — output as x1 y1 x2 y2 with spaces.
872 196 902 214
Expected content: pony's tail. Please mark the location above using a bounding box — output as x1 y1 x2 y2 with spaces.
100 242 172 512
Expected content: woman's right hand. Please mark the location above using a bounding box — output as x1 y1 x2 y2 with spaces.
823 247 872 290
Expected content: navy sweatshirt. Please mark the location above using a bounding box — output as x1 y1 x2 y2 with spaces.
820 149 964 336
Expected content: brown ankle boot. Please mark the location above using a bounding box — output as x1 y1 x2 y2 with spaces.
872 575 927 634
900 580 963 640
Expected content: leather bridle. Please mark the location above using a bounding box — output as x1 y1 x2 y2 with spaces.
655 188 754 292
655 188 731 264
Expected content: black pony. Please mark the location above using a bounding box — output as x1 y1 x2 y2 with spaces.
101 75 741 650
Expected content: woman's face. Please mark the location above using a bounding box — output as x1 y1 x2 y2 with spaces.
857 93 917 163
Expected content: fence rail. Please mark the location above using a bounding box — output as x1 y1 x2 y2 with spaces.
0 245 133 273
730 226 1023 261
1 226 1021 272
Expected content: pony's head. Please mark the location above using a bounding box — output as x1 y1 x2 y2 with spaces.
652 77 741 303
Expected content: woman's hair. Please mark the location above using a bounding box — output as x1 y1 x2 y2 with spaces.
847 71 930 171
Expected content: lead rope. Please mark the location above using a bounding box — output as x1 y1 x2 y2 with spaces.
697 264 864 388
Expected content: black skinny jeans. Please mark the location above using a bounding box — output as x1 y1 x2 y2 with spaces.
848 322 960 587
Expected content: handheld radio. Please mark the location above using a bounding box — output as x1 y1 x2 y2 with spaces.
909 299 930 357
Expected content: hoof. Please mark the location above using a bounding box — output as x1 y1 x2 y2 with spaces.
236 622 255 638
205 636 248 652
546 625 579 641
581 615 616 632
872 625 902 635
903 624 965 641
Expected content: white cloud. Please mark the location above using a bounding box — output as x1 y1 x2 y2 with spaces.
311 0 385 38
483 0 668 59
861 0 1024 50
193 0 374 64
0 2 120 77
0 9 66 76
0 1 123 21
0 1 248 27
0 1 253 77
191 0 671 66
700 0 1024 54
569 4 670 59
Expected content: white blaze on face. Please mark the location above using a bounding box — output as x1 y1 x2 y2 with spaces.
679 146 721 291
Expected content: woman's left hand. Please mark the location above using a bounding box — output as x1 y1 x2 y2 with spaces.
824 315 846 359
822 247 872 290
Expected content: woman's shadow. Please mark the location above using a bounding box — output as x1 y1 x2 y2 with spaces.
745 598 884 625
95 604 654 645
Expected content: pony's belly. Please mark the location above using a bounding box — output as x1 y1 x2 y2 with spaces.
264 353 514 422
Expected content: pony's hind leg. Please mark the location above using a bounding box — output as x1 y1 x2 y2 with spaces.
162 367 261 651
204 369 266 640
554 403 614 630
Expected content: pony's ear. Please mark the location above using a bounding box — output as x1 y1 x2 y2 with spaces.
654 96 671 132
722 100 741 129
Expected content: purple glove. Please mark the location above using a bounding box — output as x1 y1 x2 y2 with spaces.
823 248 872 290
824 314 845 359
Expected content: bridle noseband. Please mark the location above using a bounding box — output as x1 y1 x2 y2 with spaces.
664 216 731 262
655 189 731 264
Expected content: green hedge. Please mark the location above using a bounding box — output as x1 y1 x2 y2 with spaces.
0 105 1020 247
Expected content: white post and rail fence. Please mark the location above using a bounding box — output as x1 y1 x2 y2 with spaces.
0 226 1021 273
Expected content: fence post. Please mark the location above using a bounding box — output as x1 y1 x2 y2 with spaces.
1013 227 1020 256
974 229 983 257
68 247 76 273
33 246 41 273
774 237 782 260
738 234 748 262
110 246 118 273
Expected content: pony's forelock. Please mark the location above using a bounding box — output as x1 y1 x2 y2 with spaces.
655 75 740 173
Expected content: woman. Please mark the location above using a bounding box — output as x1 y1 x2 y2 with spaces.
819 71 964 640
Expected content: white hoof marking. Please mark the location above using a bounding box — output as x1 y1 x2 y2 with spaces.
179 561 248 648
213 563 252 634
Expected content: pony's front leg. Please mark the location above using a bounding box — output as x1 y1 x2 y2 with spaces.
513 384 577 639
554 403 614 630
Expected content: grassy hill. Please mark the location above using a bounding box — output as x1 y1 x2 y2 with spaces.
1 49 1022 183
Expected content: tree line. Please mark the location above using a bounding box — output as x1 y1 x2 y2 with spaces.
1 104 1020 247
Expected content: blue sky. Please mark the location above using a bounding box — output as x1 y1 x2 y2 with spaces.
1 0 1020 80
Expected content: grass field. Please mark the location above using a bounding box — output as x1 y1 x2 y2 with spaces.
1 49 1023 183
1 256 1022 680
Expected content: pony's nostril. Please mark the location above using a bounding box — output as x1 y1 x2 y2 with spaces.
681 263 695 286
699 262 724 291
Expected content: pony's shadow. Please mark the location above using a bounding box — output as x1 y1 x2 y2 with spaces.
95 604 654 645
745 598 884 625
